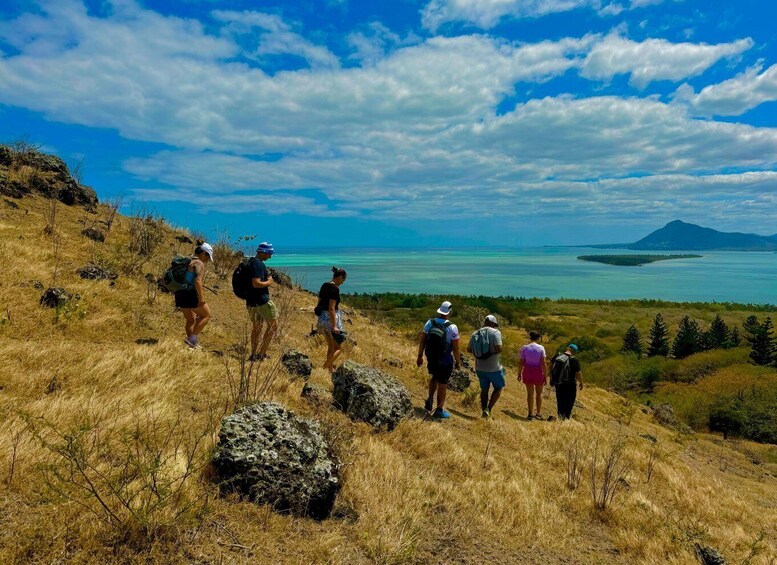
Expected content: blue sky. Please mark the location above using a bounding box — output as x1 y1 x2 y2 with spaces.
1 0 776 247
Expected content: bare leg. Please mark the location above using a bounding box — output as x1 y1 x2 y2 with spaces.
259 319 277 356
535 384 544 416
181 309 196 338
488 388 503 410
323 333 336 370
525 383 535 416
427 378 437 405
436 383 448 409
251 319 264 355
480 387 489 411
191 303 211 336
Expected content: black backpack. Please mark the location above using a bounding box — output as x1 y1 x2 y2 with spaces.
551 354 572 386
425 320 451 365
231 258 256 300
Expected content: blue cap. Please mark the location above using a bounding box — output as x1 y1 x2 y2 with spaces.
568 343 579 353
257 242 275 255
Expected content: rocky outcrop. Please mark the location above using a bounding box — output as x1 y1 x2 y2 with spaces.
282 350 312 379
39 287 73 308
268 267 293 289
653 403 693 434
213 403 340 520
81 227 106 242
694 544 726 565
77 263 118 281
301 383 332 406
448 369 472 392
0 145 98 210
331 361 411 431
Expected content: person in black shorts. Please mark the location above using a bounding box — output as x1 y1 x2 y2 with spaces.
315 267 347 372
245 242 277 361
175 243 213 348
416 301 461 419
550 344 583 420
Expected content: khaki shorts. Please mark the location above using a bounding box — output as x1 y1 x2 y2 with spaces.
247 301 277 323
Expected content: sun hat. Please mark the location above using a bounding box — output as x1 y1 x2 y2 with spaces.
257 242 275 255
485 314 498 327
199 242 214 261
437 301 453 316
568 343 579 353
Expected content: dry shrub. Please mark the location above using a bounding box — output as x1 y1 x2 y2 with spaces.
566 437 586 490
128 213 165 257
43 191 59 237
103 196 123 233
590 433 631 511
211 231 243 280
21 407 217 545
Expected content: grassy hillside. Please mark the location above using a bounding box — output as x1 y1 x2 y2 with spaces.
1 194 776 563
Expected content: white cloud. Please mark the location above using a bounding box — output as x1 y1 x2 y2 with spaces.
212 10 339 69
580 33 753 88
420 0 666 30
1 0 775 232
673 62 777 116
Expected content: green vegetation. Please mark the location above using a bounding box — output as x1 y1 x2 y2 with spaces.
577 254 702 266
346 292 777 444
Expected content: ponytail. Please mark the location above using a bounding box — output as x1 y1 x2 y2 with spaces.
332 266 347 279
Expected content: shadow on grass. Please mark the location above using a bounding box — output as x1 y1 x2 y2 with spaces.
448 408 477 421
501 409 530 421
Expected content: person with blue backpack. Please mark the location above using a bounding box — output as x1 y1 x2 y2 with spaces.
468 314 504 418
172 243 213 349
416 301 461 419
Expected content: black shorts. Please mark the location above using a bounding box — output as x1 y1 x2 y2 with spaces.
428 363 453 385
175 289 199 309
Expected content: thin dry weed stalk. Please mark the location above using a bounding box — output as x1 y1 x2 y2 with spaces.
21 406 217 543
43 192 59 237
104 196 123 233
6 428 24 486
50 231 62 286
211 230 242 280
645 444 657 483
566 437 586 490
590 433 631 511
128 212 164 258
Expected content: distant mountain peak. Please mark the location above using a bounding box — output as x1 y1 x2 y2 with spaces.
627 221 777 252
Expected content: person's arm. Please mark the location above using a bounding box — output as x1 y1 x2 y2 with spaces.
191 261 205 307
452 340 461 369
252 277 273 288
416 332 427 366
576 370 584 390
328 298 339 334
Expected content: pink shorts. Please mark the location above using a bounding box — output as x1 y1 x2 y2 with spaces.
521 364 545 385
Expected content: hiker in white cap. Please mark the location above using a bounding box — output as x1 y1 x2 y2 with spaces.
417 300 461 419
176 242 213 348
468 314 504 418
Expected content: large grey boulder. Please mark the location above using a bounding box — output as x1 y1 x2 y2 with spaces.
213 402 340 520
331 361 412 431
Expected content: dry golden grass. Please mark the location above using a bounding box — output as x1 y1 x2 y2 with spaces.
0 196 775 564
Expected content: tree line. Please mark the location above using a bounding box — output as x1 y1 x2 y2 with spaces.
621 313 776 366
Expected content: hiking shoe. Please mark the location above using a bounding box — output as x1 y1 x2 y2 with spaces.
535 413 543 420
527 414 534 420
481 409 489 418
424 397 433 412
547 416 557 422
433 407 451 419
184 335 199 348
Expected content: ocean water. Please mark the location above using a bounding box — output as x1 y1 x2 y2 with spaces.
270 247 777 305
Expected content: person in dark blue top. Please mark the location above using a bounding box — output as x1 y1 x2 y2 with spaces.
246 242 277 361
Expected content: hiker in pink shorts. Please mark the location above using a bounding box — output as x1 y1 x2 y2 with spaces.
518 331 549 420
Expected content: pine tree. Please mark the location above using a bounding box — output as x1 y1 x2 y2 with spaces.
706 315 730 350
647 313 669 357
747 317 775 366
621 325 643 356
729 326 741 347
672 316 702 359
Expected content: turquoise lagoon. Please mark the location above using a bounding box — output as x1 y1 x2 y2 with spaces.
270 247 776 305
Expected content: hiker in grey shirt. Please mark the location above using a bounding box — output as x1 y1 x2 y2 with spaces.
467 314 504 418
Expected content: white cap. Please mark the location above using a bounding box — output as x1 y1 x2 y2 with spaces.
485 314 498 326
437 301 453 316
199 242 214 261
